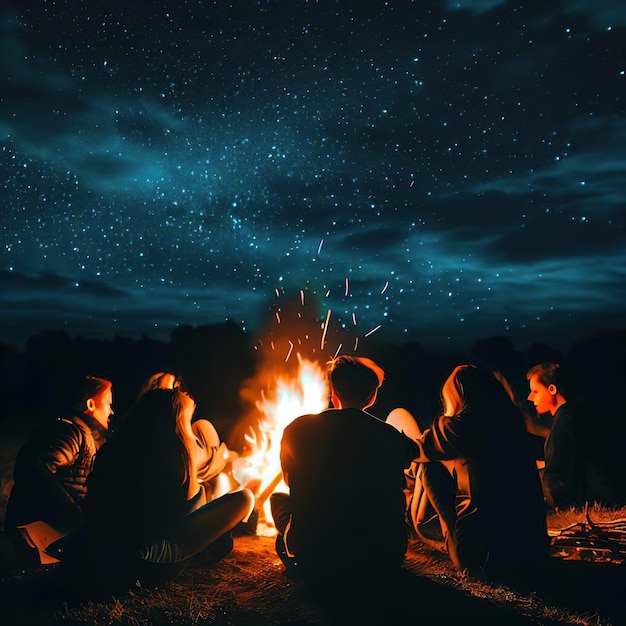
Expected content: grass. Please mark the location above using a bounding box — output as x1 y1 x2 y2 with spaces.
1 506 625 625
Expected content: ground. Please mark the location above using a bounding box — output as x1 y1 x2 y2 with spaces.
1 514 625 626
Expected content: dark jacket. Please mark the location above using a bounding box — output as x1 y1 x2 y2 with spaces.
4 413 109 534
543 402 620 508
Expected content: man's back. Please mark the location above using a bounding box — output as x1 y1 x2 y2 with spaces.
280 407 418 571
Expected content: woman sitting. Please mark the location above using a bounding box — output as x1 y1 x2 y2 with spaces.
63 388 254 593
389 365 549 584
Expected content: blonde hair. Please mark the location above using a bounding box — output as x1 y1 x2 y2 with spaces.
172 389 200 498
441 365 469 416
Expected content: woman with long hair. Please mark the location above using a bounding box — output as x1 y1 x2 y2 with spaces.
63 388 254 593
390 365 549 583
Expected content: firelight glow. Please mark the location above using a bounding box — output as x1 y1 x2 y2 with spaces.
231 354 328 534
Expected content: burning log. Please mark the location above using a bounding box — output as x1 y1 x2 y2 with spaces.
254 471 285 512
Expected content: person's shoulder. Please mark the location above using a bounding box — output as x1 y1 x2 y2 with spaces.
284 411 324 432
555 402 583 422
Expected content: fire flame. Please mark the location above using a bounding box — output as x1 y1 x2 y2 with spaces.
232 354 328 535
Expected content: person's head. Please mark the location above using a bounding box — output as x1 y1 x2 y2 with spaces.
75 376 114 429
526 362 567 416
441 364 520 419
327 355 385 409
116 388 196 484
136 371 182 401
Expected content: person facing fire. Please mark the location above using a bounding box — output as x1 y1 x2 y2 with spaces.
526 362 619 509
135 371 239 502
61 388 255 593
397 365 549 583
1 375 114 572
270 355 420 584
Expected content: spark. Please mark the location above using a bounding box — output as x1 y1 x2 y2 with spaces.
275 311 281 324
325 289 331 297
352 312 357 326
345 278 349 296
333 343 342 359
274 288 280 297
381 281 389 294
354 337 359 351
285 340 294 362
300 289 305 306
321 309 332 350
364 324 382 337
317 238 324 255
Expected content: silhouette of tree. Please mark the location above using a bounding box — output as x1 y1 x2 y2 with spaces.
170 320 257 443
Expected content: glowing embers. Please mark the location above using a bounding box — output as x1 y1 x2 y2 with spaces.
232 354 328 535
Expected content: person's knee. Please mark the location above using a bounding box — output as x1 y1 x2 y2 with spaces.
230 488 255 519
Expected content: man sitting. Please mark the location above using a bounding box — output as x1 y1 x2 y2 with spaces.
1 376 113 571
270 355 419 584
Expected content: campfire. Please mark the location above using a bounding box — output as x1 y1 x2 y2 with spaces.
231 353 329 535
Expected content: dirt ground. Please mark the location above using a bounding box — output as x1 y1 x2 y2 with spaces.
1 530 625 626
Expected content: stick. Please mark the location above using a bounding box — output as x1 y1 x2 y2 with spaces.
255 471 284 511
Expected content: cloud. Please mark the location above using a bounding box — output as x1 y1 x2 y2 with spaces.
444 0 626 29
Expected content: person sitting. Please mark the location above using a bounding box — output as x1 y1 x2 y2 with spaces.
136 371 238 501
1 376 114 572
526 361 620 509
62 387 254 594
390 365 549 584
269 355 420 586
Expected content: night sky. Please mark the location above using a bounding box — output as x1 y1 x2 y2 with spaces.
1 0 625 355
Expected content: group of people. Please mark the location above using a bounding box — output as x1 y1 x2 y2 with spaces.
0 372 254 593
270 356 621 586
0 355 620 593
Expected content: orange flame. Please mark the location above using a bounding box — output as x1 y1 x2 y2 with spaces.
232 354 328 535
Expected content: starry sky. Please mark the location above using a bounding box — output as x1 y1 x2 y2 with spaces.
1 0 625 355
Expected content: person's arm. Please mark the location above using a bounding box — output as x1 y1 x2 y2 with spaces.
524 411 552 439
542 412 579 508
13 420 85 533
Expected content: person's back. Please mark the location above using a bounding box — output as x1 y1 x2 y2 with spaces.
272 355 419 583
79 390 190 566
441 401 548 570
281 406 415 574
418 365 548 581
64 388 254 593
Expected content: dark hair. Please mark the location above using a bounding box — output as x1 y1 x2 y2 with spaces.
74 376 112 412
327 355 384 407
110 388 190 485
442 364 526 434
526 362 571 398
